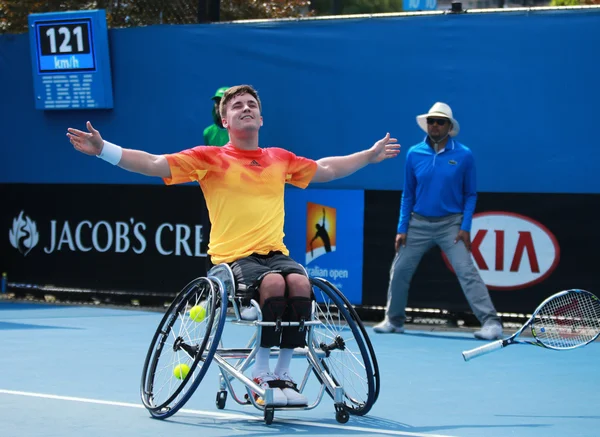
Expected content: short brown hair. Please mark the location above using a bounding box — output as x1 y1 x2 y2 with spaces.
219 85 262 118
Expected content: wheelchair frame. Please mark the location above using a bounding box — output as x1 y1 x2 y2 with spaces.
140 263 380 425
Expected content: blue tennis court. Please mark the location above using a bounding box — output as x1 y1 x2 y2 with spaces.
1 300 598 437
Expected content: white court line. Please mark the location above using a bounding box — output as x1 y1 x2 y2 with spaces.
0 389 457 437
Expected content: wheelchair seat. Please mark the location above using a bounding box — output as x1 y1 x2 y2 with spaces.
207 263 260 320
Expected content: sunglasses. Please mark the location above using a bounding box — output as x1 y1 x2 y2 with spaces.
427 118 448 126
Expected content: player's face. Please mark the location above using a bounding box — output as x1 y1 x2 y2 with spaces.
222 93 263 133
426 117 451 141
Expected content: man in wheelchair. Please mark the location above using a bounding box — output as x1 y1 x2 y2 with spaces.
67 84 400 407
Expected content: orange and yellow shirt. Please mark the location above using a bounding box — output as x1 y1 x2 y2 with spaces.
163 144 317 264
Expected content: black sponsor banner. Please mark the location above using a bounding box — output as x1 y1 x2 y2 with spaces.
5 184 600 315
363 191 600 315
2 183 210 295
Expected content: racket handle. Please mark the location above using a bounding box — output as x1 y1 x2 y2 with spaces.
462 339 504 361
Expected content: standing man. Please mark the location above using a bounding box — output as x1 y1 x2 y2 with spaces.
373 102 503 341
67 84 400 407
203 86 230 146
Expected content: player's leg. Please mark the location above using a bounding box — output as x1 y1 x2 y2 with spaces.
269 253 311 405
435 215 503 340
229 255 288 406
375 216 436 332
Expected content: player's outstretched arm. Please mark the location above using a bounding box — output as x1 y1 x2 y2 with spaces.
311 133 400 183
67 121 171 178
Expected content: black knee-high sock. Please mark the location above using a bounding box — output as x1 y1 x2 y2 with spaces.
260 296 287 348
280 296 312 349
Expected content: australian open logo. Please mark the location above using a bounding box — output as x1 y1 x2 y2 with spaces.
9 211 40 256
306 202 336 264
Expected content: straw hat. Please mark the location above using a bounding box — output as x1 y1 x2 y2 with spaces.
416 102 460 137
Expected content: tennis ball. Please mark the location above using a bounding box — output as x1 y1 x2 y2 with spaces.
173 363 190 380
189 303 207 322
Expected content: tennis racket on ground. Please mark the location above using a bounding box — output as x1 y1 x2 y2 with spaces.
462 289 600 362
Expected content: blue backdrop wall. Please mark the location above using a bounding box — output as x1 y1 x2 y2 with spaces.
1 8 599 192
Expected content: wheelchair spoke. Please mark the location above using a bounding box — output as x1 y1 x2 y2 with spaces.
141 277 227 417
326 350 369 397
309 277 377 415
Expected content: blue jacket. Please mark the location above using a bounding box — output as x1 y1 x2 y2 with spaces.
397 137 477 233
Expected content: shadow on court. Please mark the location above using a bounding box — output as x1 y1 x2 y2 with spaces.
0 321 80 330
164 414 550 436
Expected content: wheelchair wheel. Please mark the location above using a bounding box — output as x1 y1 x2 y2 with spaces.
140 276 227 419
310 277 379 416
315 277 380 405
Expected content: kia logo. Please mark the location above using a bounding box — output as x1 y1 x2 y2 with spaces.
443 212 560 290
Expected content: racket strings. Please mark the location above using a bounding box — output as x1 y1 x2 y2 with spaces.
533 291 600 348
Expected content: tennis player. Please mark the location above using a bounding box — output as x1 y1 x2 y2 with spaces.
67 84 400 407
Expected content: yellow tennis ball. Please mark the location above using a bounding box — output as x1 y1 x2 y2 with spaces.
189 303 207 322
173 363 190 380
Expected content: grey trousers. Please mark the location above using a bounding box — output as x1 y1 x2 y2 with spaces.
385 213 501 327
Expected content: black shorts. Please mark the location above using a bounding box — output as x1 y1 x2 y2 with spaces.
229 251 307 298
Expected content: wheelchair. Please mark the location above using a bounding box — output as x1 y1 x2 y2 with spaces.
140 263 380 425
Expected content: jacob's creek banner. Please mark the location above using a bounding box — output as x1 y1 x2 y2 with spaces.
2 183 211 293
3 183 364 303
283 188 364 305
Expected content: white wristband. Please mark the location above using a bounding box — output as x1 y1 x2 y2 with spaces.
97 141 123 165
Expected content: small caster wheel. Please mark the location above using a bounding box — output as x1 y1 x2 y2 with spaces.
264 407 275 425
335 406 349 423
215 390 227 409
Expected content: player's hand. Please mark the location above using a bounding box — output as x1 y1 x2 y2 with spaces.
454 230 471 252
395 233 407 252
368 133 401 163
66 121 105 156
